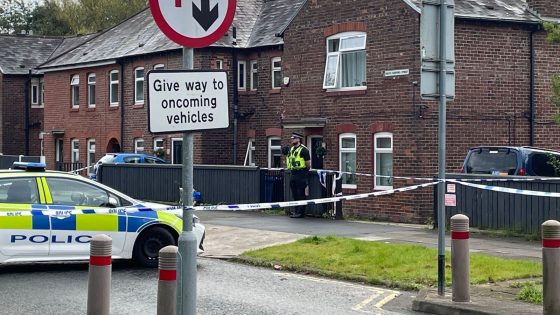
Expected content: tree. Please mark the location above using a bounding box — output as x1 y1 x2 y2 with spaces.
0 0 36 34
30 1 73 36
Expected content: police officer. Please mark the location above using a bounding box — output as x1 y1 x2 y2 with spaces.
286 132 311 218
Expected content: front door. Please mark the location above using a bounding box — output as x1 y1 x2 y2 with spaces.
308 136 325 169
55 139 63 163
172 138 182 164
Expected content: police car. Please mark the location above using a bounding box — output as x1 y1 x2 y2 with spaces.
0 162 205 267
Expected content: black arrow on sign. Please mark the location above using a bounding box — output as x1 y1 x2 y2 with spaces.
192 0 219 31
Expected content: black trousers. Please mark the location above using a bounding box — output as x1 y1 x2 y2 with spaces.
290 176 308 215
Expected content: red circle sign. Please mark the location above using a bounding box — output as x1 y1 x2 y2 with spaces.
149 0 236 48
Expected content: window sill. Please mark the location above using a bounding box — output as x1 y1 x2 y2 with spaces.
133 104 144 109
31 105 44 109
374 186 393 191
86 107 96 112
109 106 119 111
70 107 79 112
342 187 357 194
325 88 367 97
269 89 281 94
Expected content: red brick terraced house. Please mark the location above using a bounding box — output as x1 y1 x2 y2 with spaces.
33 0 560 223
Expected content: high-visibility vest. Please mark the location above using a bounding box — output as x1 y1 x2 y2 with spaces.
286 145 307 170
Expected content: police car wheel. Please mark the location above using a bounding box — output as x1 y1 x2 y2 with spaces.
133 226 176 267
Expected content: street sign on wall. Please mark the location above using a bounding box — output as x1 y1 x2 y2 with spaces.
149 0 237 48
148 70 229 133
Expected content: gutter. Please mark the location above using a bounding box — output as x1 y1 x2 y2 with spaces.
529 26 538 146
232 27 239 164
119 58 125 152
25 70 31 155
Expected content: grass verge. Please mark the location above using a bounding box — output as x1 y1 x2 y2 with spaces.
517 282 543 304
239 236 541 291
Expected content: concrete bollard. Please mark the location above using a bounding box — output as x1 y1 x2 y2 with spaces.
451 214 470 302
157 246 178 315
542 220 560 315
87 234 112 315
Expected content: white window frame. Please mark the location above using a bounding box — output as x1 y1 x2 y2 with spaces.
216 59 223 69
154 64 165 70
268 137 281 168
154 137 164 151
271 57 282 89
323 32 367 90
87 139 95 174
134 138 144 153
250 60 258 91
109 70 119 106
71 138 79 163
237 61 246 90
244 138 256 166
40 79 44 105
339 133 357 189
134 67 144 104
71 74 79 108
31 79 40 107
87 73 96 107
374 132 393 190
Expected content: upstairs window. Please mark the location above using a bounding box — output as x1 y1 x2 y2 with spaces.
71 75 79 108
238 61 246 90
134 67 144 104
250 60 258 91
31 78 43 107
271 57 282 89
323 32 367 89
87 73 96 107
109 70 119 106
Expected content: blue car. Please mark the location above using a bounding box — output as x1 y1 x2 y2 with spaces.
90 153 168 180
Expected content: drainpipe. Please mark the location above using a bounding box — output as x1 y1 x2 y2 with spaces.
529 28 536 146
232 27 239 164
25 69 31 155
119 59 125 152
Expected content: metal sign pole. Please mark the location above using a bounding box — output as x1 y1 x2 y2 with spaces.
437 0 448 296
177 46 197 315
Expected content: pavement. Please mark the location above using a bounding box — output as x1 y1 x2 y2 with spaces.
196 210 544 315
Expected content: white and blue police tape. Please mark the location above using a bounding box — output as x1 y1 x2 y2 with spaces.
449 179 560 197
264 167 436 182
193 181 440 211
0 182 440 216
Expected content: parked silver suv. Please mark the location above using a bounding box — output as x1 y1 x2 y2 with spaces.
462 146 560 176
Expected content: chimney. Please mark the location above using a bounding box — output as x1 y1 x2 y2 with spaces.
527 0 560 18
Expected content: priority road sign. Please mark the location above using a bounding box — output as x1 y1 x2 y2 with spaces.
149 0 237 48
147 70 230 133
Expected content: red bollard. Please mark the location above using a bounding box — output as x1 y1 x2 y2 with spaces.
87 234 112 315
451 214 470 302
157 246 178 315
542 220 560 315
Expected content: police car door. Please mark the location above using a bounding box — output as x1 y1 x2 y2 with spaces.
43 177 126 258
0 177 49 258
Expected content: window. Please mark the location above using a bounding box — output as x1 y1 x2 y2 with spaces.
134 67 144 103
374 132 393 190
323 32 367 89
154 64 165 70
238 61 246 90
271 57 282 89
71 138 79 162
45 178 127 207
109 70 119 106
154 137 164 151
245 138 256 166
339 133 357 188
87 139 95 175
71 75 79 107
250 60 258 91
87 73 96 107
216 59 223 69
134 138 144 153
31 79 43 107
268 137 282 168
0 178 39 204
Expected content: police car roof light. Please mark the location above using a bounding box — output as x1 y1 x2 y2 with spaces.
11 162 47 172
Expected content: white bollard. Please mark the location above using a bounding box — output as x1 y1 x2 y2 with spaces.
542 220 560 315
87 234 112 315
451 214 470 302
157 246 178 315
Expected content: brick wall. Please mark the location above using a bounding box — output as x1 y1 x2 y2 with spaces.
527 0 560 18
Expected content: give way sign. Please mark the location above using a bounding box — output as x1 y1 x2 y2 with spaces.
149 0 237 48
